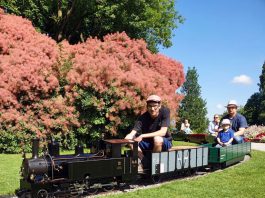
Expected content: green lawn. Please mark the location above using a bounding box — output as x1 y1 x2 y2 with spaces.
172 141 198 146
0 143 264 197
0 154 22 195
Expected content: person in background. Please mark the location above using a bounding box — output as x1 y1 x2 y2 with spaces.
221 100 248 144
216 119 234 147
180 119 192 134
208 114 220 137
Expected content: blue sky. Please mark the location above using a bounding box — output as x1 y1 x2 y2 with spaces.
160 0 265 120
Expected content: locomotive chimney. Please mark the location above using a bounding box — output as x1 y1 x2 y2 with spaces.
32 138 40 159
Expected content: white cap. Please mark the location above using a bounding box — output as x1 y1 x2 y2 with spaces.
221 119 231 125
146 95 161 103
226 100 238 108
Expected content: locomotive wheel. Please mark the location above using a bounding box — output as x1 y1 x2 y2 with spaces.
16 189 32 198
185 169 195 176
84 176 98 195
19 192 32 198
87 187 98 195
37 189 48 198
103 185 115 192
151 175 162 184
221 163 227 169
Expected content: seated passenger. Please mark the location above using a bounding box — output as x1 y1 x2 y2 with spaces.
180 119 192 134
208 114 220 137
125 95 172 171
221 100 248 144
216 119 234 147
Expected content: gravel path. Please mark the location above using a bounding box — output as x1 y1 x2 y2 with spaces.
251 142 265 151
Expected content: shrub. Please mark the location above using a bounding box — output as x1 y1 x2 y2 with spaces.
244 125 265 142
0 11 185 152
62 32 184 141
260 136 265 143
0 10 79 152
0 129 32 153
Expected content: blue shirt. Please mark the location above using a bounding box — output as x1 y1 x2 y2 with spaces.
222 113 248 133
217 129 234 143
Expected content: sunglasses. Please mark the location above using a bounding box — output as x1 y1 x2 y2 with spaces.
147 105 160 110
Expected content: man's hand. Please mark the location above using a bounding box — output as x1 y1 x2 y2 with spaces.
235 128 245 136
219 142 225 147
134 135 143 142
125 130 137 140
223 142 231 147
125 134 134 140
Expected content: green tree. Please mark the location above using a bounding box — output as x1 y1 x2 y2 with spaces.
0 0 184 52
244 61 265 125
244 93 262 125
258 61 265 94
178 67 208 133
257 62 265 124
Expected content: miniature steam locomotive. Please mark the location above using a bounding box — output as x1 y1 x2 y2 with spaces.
17 139 138 197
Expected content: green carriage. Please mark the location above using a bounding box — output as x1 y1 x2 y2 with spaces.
204 142 251 167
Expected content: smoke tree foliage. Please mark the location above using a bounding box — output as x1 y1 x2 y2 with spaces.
0 10 80 152
0 0 184 53
0 10 185 153
62 32 184 142
177 67 208 133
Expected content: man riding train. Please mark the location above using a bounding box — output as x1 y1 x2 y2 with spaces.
220 100 248 144
125 94 172 171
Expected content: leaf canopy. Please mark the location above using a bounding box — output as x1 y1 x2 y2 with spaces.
0 0 184 52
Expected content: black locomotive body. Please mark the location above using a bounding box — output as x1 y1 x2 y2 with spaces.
18 139 138 198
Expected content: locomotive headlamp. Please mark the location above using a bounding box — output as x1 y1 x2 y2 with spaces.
30 173 35 181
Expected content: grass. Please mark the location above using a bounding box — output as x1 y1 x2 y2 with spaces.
0 142 264 197
0 154 22 195
172 141 198 147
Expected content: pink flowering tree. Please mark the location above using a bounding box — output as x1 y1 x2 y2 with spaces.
0 10 78 153
62 32 185 144
0 10 185 152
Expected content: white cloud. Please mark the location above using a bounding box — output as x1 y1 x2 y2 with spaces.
232 74 252 85
216 104 224 109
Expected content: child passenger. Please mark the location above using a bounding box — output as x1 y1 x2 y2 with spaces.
216 119 234 147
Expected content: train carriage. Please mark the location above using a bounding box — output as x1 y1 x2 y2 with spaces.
204 142 251 168
140 145 208 182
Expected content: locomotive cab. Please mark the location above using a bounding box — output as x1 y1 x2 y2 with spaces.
104 139 138 158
